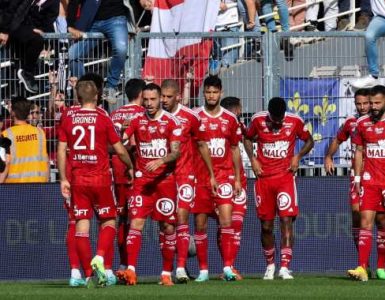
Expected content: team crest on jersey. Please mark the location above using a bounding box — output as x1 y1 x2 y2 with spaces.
178 184 194 202
375 127 384 134
149 126 157 133
217 183 233 199
209 123 218 130
277 192 291 210
156 198 175 216
221 125 227 133
131 208 138 216
285 130 291 136
159 126 166 134
233 188 247 205
140 125 146 131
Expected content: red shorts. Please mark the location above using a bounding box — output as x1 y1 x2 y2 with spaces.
349 177 359 206
232 186 247 216
176 175 195 211
192 178 234 214
71 185 117 220
114 184 131 217
129 175 177 223
254 173 298 221
359 183 385 212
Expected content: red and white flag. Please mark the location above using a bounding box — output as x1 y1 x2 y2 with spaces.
142 0 220 97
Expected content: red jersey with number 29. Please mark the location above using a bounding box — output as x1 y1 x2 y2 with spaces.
246 112 310 179
59 108 120 185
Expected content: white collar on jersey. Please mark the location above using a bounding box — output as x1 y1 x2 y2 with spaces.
146 109 165 120
202 106 223 118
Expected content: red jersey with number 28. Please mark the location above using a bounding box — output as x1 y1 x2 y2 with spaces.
246 112 310 179
59 108 120 185
352 115 385 185
194 106 241 185
124 110 182 179
110 104 145 184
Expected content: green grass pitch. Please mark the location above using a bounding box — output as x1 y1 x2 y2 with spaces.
1 276 385 299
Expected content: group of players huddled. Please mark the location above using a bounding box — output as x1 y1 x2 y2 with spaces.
57 72 385 287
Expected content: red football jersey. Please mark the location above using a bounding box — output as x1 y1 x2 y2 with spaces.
58 108 120 185
172 104 204 177
194 106 241 185
246 111 310 179
352 115 385 185
336 114 359 169
110 103 145 184
124 110 182 179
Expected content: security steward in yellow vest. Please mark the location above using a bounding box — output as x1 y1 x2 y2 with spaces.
1 97 49 183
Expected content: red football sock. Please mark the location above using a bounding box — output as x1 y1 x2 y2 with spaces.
220 226 234 268
352 227 360 251
231 214 244 266
377 230 385 269
358 229 372 268
118 220 128 266
75 232 92 277
96 225 116 258
216 226 223 260
176 224 190 268
280 247 293 268
194 231 208 270
126 229 142 268
263 247 275 265
66 221 80 269
160 232 176 272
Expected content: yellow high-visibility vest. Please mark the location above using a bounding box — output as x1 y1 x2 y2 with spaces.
2 124 49 183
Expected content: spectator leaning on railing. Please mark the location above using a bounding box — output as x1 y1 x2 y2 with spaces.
0 0 60 94
0 134 11 183
1 97 49 183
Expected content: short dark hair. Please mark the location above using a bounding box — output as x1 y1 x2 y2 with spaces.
370 85 385 97
354 88 370 98
220 96 241 110
268 97 286 118
125 78 146 102
143 83 161 96
161 79 180 93
204 75 222 90
11 96 31 121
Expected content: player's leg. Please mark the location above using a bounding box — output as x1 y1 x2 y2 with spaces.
217 203 236 281
159 221 176 286
194 213 210 282
115 184 130 271
278 216 294 279
260 219 276 280
375 212 385 279
350 180 361 251
98 220 116 286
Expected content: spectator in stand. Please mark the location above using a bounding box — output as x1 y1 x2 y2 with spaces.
0 0 60 94
0 134 11 183
0 100 12 131
1 97 49 183
351 1 385 89
338 0 372 31
287 0 306 29
305 0 338 31
67 0 136 110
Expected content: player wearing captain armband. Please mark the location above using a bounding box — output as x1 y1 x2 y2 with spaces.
120 83 182 286
348 85 385 282
191 76 242 282
58 80 133 287
244 97 314 280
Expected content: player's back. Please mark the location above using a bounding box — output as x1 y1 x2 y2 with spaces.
60 108 120 185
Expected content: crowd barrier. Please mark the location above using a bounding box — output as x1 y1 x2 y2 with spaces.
0 177 372 280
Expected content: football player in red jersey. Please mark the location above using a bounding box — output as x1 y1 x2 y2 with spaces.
324 89 370 256
220 96 247 280
121 83 182 286
58 80 133 287
244 97 314 280
110 79 146 274
160 79 216 283
192 76 242 282
348 85 385 281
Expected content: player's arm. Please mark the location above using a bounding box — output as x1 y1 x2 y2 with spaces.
112 141 134 180
244 137 263 177
145 141 181 172
196 140 218 195
0 154 10 183
290 135 314 173
57 141 71 198
324 137 341 175
231 144 242 196
353 144 364 194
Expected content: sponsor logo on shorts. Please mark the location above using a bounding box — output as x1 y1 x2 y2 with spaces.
98 207 110 215
277 192 292 210
217 183 233 199
156 198 175 216
74 208 88 217
178 184 194 202
233 188 247 205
